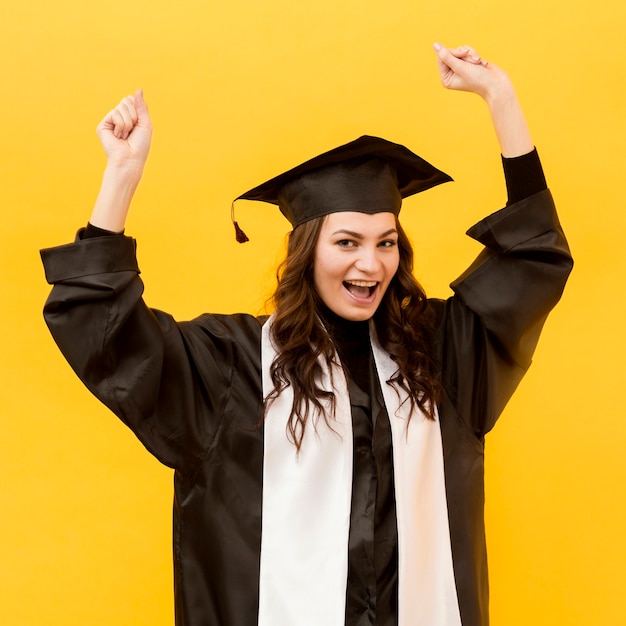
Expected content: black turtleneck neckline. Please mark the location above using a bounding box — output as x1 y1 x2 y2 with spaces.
317 302 372 392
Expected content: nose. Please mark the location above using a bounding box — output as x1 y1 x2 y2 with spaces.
354 247 382 274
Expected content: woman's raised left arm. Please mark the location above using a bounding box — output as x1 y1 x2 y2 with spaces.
433 43 533 158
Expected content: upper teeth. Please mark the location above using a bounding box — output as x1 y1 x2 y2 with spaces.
346 280 377 287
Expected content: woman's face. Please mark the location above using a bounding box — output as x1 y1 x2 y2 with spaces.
313 211 400 321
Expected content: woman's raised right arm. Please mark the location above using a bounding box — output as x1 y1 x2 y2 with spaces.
89 90 153 232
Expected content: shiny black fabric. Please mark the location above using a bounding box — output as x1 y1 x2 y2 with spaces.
277 159 402 226
344 376 398 626
320 308 398 625
236 135 452 226
41 189 572 626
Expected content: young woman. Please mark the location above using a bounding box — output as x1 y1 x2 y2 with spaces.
41 44 572 626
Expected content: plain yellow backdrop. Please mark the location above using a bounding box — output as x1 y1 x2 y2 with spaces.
1 1 624 624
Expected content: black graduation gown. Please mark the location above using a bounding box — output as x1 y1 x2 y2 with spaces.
41 189 572 626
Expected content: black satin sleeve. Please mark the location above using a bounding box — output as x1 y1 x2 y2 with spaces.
40 233 264 474
437 188 573 437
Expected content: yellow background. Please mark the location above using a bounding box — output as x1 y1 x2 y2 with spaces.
1 1 624 624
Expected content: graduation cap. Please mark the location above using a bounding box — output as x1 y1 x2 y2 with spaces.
232 135 452 242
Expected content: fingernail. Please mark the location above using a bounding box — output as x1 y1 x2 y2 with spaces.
433 42 442 51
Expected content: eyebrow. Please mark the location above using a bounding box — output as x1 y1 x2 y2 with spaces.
331 228 398 239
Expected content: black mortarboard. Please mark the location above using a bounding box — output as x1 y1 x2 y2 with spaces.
232 135 452 242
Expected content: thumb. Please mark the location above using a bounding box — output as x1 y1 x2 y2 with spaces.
432 42 462 72
133 89 151 123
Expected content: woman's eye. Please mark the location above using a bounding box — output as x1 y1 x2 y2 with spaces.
337 239 355 248
379 239 397 248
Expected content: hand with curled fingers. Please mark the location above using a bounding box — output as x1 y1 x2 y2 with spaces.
89 90 153 232
432 43 513 103
96 89 152 172
432 42 533 157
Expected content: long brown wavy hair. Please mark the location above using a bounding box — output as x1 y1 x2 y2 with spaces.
266 214 441 450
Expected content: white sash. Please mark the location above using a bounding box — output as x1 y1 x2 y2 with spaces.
259 315 461 626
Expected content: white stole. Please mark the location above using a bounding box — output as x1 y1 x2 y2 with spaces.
259 315 461 626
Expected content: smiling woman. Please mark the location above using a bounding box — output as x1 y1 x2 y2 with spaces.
40 44 572 626
313 211 400 321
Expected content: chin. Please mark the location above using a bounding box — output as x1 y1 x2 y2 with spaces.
337 305 378 322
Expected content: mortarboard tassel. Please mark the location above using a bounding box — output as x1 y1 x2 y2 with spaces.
231 201 249 243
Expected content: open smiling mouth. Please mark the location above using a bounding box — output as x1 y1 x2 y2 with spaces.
343 280 378 299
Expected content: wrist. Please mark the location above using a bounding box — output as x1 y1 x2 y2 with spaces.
102 161 145 187
89 165 143 232
485 82 534 158
482 73 517 111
